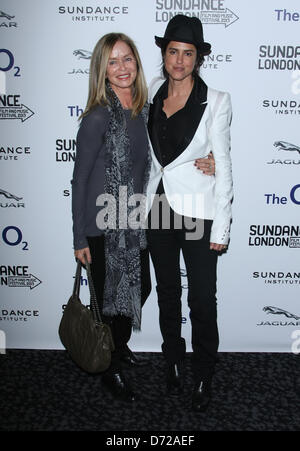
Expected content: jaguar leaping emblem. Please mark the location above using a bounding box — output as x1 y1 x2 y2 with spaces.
274 141 300 154
73 49 92 60
263 306 300 321
0 189 22 201
0 11 15 20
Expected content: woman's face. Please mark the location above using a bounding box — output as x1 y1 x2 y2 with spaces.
106 40 137 93
164 41 197 81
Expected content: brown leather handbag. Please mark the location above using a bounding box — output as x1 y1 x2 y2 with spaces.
59 260 114 373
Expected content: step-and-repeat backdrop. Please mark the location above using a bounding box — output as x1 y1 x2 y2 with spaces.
1 0 299 353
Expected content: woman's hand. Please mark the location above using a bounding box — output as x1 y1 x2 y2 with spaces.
194 151 215 175
74 247 92 265
210 243 227 252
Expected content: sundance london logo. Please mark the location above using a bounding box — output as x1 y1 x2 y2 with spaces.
155 0 239 27
0 266 42 290
248 225 300 248
0 94 34 122
258 45 300 71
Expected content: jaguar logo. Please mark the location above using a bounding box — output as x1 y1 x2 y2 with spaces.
274 141 300 154
73 49 92 60
0 189 22 201
263 306 300 321
0 11 15 20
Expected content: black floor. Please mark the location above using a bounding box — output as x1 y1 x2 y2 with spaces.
0 350 299 431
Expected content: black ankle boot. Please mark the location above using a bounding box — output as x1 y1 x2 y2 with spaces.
166 363 183 395
192 379 211 412
102 370 136 402
121 347 149 368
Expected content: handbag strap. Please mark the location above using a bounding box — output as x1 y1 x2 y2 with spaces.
73 259 103 325
72 260 82 297
85 260 103 325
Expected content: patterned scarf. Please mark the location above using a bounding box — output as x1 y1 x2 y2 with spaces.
102 84 151 331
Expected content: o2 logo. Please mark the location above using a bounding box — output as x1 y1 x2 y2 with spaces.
2 226 28 250
0 49 21 77
264 184 300 206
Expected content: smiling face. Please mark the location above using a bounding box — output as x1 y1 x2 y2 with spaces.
106 40 137 94
163 40 197 81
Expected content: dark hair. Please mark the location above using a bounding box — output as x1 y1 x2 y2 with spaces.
160 41 205 78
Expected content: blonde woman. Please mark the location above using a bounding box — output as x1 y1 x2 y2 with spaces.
71 32 215 402
72 33 152 402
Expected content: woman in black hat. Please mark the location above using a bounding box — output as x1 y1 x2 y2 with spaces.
72 30 213 403
146 15 233 412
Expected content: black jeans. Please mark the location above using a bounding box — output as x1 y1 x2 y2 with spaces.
147 219 218 383
87 235 151 373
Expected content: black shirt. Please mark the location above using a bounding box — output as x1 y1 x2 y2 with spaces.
148 74 208 195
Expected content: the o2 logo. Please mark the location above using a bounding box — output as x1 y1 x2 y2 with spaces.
2 226 28 250
0 49 21 77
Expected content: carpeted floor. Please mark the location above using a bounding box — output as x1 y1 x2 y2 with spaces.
0 350 299 431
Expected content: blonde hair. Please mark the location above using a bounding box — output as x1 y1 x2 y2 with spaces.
81 33 147 119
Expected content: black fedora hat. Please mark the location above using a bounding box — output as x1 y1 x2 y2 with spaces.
155 15 211 54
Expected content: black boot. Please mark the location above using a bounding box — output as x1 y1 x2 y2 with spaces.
121 346 149 368
102 370 136 402
166 363 183 395
192 379 211 412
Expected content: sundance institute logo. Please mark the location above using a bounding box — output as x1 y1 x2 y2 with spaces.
58 5 129 22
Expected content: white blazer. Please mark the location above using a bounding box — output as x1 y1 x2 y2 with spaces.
146 77 233 245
